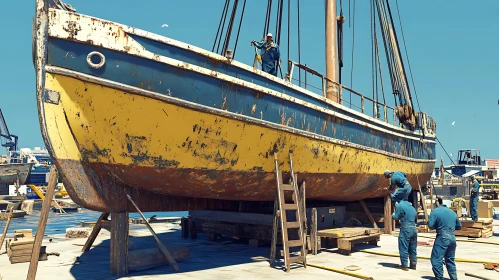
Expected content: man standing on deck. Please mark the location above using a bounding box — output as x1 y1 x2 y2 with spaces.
428 197 462 280
392 199 418 271
469 175 480 222
384 170 412 202
251 33 280 76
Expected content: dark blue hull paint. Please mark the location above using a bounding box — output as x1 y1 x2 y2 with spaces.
47 38 435 160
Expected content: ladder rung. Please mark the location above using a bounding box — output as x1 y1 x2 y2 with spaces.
287 239 303 247
282 204 298 210
286 222 300 228
289 255 305 264
280 184 295 191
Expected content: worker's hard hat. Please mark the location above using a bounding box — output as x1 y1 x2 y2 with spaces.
384 170 391 178
267 33 273 37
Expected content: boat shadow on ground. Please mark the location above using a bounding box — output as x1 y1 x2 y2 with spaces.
69 227 272 279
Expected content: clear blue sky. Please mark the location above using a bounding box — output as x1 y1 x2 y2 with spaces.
1 0 497 165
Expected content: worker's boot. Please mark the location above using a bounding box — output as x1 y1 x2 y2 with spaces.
396 265 408 271
409 264 416 270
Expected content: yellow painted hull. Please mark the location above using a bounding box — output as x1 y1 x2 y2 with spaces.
41 72 434 211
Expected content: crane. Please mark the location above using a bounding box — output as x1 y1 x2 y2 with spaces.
0 108 18 153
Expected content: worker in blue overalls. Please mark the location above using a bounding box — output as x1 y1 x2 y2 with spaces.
392 198 418 271
469 175 480 222
251 33 280 76
428 197 462 280
384 170 412 202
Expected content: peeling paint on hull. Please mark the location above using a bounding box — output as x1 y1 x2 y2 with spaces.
42 72 434 212
34 6 436 212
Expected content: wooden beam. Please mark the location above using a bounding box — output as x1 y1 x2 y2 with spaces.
82 213 110 252
269 193 278 266
311 208 318 255
126 194 178 272
359 200 378 229
27 166 58 280
110 212 128 276
0 204 14 249
128 246 189 269
384 195 393 234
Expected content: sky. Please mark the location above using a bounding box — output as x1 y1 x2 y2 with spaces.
0 0 498 166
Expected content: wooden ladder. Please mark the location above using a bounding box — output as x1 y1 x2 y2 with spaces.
270 154 307 272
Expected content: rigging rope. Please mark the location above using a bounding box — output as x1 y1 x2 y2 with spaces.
338 0 344 84
349 0 356 107
370 0 375 117
395 0 422 114
213 0 230 53
221 0 239 55
232 0 247 58
297 0 301 86
287 0 290 76
263 0 273 39
436 137 458 166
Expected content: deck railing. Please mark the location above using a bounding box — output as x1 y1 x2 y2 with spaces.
285 60 437 135
286 60 398 125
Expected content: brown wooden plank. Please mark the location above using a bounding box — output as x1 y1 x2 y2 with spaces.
359 200 378 229
384 196 393 234
128 246 189 268
181 218 189 238
27 166 58 280
281 184 295 191
269 193 279 266
417 180 429 224
82 213 110 252
287 239 303 247
337 234 382 251
110 212 129 276
276 170 290 272
0 205 14 249
311 208 318 255
317 228 367 238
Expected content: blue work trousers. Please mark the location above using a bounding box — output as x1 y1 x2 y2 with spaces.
470 194 478 221
431 231 457 280
391 183 412 202
398 226 417 267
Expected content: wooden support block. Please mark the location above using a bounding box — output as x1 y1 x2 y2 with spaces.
249 239 259 248
14 229 33 239
189 219 197 239
384 196 393 234
128 246 189 269
110 212 129 276
317 227 370 238
207 233 217 242
181 218 189 238
337 234 382 252
311 208 318 255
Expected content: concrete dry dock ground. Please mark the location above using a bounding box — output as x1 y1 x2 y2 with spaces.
1 221 498 280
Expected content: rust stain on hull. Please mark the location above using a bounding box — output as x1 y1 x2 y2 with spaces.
56 158 432 212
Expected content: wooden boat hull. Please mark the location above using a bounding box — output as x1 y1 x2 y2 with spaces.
0 163 33 185
34 4 436 212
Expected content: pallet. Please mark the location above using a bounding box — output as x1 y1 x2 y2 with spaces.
317 227 380 239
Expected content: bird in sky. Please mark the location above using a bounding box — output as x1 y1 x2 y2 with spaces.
451 121 455 126
161 24 169 28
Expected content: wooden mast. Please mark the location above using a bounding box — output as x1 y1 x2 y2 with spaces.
325 0 339 102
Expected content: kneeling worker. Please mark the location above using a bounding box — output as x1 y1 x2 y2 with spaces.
428 197 462 280
392 198 418 271
384 170 412 202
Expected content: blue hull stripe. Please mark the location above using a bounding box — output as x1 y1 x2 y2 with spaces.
47 38 435 160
